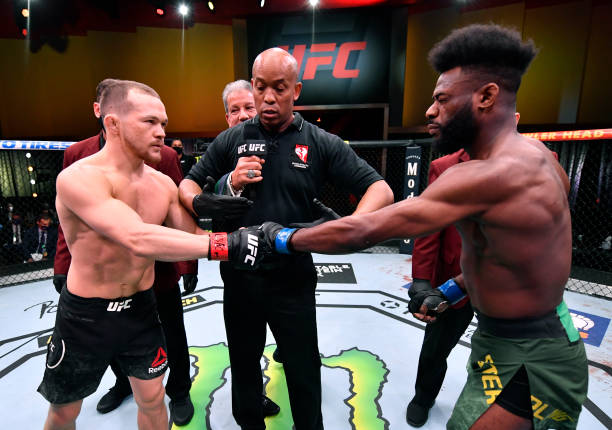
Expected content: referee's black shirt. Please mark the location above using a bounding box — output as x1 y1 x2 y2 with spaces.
186 113 383 232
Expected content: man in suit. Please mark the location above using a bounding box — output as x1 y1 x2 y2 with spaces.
22 213 58 262
406 149 473 427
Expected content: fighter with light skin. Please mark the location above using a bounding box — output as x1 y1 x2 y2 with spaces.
40 80 262 430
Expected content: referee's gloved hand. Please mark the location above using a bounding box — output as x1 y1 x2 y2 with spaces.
208 227 270 269
181 274 198 296
53 274 67 294
192 176 253 219
260 222 298 255
289 198 341 228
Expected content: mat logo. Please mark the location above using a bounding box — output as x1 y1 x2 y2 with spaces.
24 300 57 319
279 42 367 81
177 344 389 430
107 298 132 312
569 309 610 347
315 263 357 284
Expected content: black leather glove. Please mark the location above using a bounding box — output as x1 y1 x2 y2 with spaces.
53 274 67 294
289 198 341 228
181 273 198 296
209 227 271 269
408 278 447 315
192 176 253 219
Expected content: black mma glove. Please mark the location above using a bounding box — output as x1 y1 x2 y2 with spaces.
408 278 466 315
181 273 198 296
289 198 341 228
53 274 67 294
208 226 271 269
408 278 446 315
192 176 253 219
260 221 298 254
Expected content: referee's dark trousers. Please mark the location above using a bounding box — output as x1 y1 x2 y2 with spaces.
221 255 324 430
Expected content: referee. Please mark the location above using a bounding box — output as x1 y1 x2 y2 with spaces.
179 48 393 429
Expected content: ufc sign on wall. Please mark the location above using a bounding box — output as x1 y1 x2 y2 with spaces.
248 9 391 105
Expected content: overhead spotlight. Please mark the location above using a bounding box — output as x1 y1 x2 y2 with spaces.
207 1 214 11
32 193 38 198
27 166 34 172
260 0 265 7
25 152 31 158
21 8 29 18
30 179 36 185
178 4 189 16
156 8 165 16
309 0 319 7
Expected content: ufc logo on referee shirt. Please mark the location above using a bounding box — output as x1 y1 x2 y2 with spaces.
244 233 258 266
107 299 132 312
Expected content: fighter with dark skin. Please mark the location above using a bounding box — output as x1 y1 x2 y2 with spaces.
257 25 586 430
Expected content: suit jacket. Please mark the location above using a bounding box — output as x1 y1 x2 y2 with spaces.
53 131 197 292
23 225 58 260
412 149 469 308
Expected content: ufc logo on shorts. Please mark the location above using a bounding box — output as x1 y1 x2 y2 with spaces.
244 234 258 266
107 299 132 312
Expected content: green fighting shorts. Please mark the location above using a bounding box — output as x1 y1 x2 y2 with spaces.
448 301 588 430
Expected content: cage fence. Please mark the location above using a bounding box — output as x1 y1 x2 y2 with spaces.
0 136 610 299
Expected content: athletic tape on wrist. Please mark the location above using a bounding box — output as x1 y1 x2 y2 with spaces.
209 233 229 260
436 278 466 305
275 228 296 254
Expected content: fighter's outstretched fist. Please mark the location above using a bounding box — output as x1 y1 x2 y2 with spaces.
208 226 272 269
259 222 298 255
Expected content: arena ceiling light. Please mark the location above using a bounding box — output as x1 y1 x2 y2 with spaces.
309 0 319 7
207 1 215 11
260 0 265 7
156 7 165 16
178 3 189 16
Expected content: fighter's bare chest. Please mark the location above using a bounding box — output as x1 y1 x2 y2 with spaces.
111 179 170 224
456 218 489 255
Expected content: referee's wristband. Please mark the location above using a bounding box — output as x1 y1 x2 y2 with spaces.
275 228 297 255
436 278 466 305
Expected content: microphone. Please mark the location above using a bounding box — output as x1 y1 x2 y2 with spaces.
239 124 267 158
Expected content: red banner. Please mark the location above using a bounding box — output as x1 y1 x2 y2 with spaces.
521 129 612 141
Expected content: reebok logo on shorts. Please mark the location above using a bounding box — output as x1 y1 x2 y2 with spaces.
149 347 168 374
244 233 258 266
107 298 132 312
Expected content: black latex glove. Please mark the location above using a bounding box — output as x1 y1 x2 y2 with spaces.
181 274 198 296
408 278 447 315
192 176 253 219
289 198 341 228
53 274 67 294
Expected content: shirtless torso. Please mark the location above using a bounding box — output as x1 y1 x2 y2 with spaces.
55 90 210 299
288 133 571 319
57 154 181 298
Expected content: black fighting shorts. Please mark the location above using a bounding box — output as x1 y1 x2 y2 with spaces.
37 287 168 405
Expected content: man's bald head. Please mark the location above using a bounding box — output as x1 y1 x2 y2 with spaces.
252 48 299 84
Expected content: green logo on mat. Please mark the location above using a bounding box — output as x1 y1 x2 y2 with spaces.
174 343 389 430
